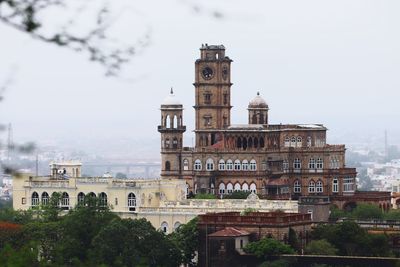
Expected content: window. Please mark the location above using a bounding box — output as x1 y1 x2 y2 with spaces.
293 158 301 170
262 161 267 171
206 158 214 171
223 93 228 105
219 183 226 194
165 161 171 171
234 160 241 171
284 136 290 147
204 116 211 127
308 181 315 193
234 183 241 191
174 222 181 231
242 183 249 192
161 222 169 234
98 192 107 207
343 177 354 192
294 180 301 193
226 160 233 170
204 93 212 104
128 193 136 211
22 198 26 205
218 159 225 170
183 159 189 171
316 158 323 169
227 183 233 194
77 192 85 205
172 138 178 149
194 159 202 171
249 160 257 171
242 160 249 171
307 136 312 147
330 158 339 169
250 183 257 193
283 160 289 172
61 192 69 207
41 192 49 205
332 178 339 193
308 158 315 169
291 136 296 147
115 198 118 206
316 180 323 193
31 192 39 207
165 138 170 148
297 136 302 147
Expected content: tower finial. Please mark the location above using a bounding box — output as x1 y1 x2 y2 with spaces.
257 91 260 96
170 87 174 95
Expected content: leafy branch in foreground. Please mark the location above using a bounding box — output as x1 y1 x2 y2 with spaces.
0 0 150 76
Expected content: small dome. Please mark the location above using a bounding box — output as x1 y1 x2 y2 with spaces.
162 88 181 106
249 92 268 108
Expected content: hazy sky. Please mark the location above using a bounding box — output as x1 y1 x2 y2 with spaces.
1 0 399 150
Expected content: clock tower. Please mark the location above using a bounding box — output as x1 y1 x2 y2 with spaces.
194 44 233 147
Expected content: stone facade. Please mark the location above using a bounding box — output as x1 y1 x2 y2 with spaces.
158 44 358 204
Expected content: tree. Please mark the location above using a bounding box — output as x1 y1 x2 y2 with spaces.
287 228 300 252
351 203 383 220
244 238 295 258
0 0 147 76
169 217 199 266
304 239 338 255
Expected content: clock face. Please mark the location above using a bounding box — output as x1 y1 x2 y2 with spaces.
202 66 214 80
222 66 228 80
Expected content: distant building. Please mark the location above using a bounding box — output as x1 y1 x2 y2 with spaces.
158 44 389 210
197 211 312 267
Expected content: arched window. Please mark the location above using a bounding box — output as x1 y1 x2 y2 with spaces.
249 160 257 171
210 183 215 194
316 180 323 193
316 158 323 169
183 159 189 171
242 160 249 171
173 115 178 129
332 178 339 193
128 193 136 211
307 136 312 147
77 192 85 205
219 183 226 194
294 180 301 193
194 159 202 171
248 137 253 148
252 114 257 124
250 183 257 193
227 183 233 194
293 158 301 170
161 222 169 234
291 136 296 147
308 158 315 169
166 115 171 128
99 192 107 207
242 183 249 192
165 161 171 171
206 158 214 171
61 192 69 207
259 113 265 124
284 136 290 147
234 160 241 171
308 181 315 193
254 137 259 148
88 192 96 198
31 192 39 207
172 138 178 149
234 183 241 191
41 192 49 205
226 160 233 170
243 138 248 150
218 159 225 171
283 160 289 172
174 222 181 231
260 137 265 148
297 136 302 147
237 137 242 148
165 138 170 148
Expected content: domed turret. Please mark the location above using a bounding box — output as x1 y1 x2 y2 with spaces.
161 88 182 106
248 92 268 109
248 92 269 125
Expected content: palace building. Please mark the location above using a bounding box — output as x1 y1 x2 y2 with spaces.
158 44 363 207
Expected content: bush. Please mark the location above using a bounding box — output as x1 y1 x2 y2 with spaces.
244 238 295 258
305 239 338 255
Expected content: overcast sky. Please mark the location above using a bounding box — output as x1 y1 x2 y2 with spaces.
1 0 399 151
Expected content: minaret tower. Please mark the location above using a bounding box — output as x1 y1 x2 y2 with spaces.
158 88 186 179
248 92 269 125
194 44 233 147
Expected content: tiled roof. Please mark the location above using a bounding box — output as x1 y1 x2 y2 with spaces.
208 227 250 237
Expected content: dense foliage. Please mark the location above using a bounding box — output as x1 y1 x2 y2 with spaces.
330 203 400 221
0 194 198 266
244 238 295 258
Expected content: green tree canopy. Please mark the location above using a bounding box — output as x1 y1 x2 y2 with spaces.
244 238 295 258
305 239 338 255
